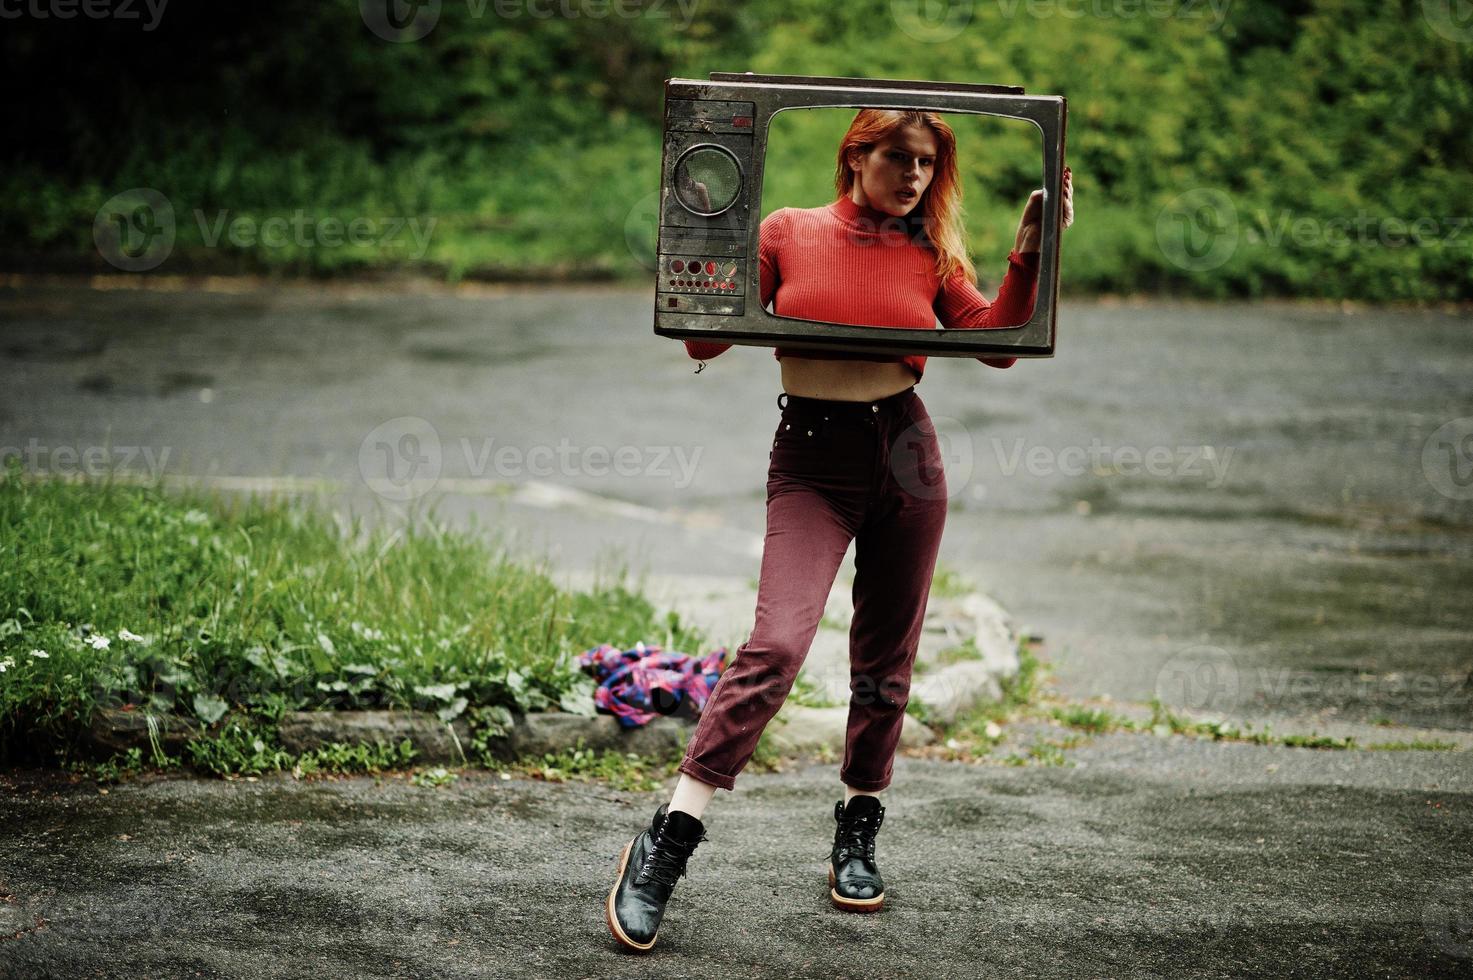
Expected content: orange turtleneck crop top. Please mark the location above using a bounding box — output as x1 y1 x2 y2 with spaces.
680 196 1041 379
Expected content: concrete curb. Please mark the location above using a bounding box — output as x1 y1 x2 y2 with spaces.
86 707 697 767
83 576 1020 769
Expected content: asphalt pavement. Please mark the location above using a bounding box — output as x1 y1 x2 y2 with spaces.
2 729 1470 979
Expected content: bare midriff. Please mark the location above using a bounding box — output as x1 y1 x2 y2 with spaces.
778 356 918 402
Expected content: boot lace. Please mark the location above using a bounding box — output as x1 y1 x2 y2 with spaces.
637 826 708 888
832 802 885 865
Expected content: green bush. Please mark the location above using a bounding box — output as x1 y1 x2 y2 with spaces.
0 0 1466 298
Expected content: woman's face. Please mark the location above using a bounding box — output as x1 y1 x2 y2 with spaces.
848 124 939 218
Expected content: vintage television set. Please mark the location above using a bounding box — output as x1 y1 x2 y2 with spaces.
651 72 1067 359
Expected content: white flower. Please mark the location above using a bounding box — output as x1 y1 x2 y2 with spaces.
350 621 384 641
0 657 14 673
28 649 48 659
88 635 111 650
983 721 1002 739
118 629 145 643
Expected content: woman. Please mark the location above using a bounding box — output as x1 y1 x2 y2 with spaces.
607 109 1074 951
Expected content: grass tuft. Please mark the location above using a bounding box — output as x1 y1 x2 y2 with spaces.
0 467 709 772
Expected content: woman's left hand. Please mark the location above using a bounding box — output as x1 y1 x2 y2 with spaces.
1014 165 1074 255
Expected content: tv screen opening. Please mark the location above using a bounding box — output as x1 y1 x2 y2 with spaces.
652 73 1067 360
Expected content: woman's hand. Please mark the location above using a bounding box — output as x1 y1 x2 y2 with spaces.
1014 165 1074 255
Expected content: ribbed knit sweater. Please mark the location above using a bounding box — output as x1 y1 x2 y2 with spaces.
681 195 1041 379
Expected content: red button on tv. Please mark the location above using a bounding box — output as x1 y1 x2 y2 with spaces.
671 259 684 273
704 261 716 275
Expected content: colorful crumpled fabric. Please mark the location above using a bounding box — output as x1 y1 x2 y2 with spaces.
577 641 728 728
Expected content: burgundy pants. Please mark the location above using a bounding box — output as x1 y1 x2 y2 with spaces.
677 384 948 792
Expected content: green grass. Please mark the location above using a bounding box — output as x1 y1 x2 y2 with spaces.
1363 740 1460 752
497 739 679 793
917 637 1460 766
0 467 709 770
934 637 985 667
1001 738 1077 768
928 564 976 600
1048 704 1124 734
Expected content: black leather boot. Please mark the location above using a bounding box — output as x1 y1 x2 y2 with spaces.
829 795 886 911
606 802 708 951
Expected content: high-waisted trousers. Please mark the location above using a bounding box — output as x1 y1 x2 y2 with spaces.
677 383 948 792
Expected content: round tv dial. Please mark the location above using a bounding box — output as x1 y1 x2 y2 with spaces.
672 144 743 217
